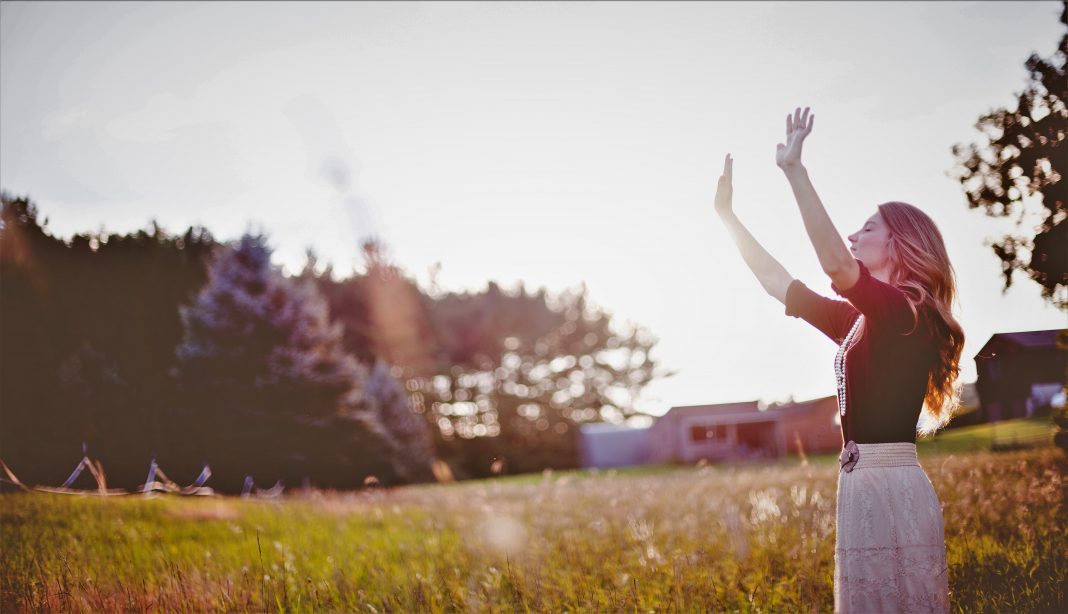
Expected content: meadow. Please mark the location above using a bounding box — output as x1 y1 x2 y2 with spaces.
1 429 1064 613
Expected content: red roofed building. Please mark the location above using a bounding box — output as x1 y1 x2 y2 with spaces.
646 395 841 463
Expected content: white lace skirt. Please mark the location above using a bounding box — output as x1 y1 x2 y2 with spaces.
834 442 949 613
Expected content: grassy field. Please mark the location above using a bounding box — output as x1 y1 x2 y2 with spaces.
2 438 1064 613
917 415 1057 455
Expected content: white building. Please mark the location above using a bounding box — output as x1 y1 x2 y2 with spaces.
578 422 650 469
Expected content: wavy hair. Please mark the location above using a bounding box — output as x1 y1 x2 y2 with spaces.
867 201 966 435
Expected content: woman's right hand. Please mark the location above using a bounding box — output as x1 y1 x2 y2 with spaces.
775 107 813 171
714 153 733 218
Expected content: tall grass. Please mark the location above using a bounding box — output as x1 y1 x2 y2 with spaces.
1 447 1064 612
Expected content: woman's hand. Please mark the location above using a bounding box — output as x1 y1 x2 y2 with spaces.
776 106 814 171
714 153 733 218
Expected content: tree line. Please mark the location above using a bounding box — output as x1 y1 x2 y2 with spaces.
0 195 672 492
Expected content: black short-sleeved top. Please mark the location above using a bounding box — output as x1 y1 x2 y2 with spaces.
784 258 938 444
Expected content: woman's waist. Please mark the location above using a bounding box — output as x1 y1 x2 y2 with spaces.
839 408 923 443
845 441 919 469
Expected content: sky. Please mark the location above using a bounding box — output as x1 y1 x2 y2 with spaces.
2 1 1065 417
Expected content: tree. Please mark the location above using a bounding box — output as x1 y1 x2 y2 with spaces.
176 233 364 415
411 279 674 477
174 232 397 489
951 2 1068 309
364 359 437 482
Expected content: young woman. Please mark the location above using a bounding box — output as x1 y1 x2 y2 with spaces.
714 107 963 613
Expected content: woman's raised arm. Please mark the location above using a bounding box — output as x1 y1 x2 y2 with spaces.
776 107 860 291
714 153 794 304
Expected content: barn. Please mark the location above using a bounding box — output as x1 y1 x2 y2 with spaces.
974 329 1067 422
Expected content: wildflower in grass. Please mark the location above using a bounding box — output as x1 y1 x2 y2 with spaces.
748 489 782 525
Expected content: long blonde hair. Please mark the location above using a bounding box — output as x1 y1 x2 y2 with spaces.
873 201 966 435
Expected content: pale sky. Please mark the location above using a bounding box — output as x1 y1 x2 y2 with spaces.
2 1 1065 416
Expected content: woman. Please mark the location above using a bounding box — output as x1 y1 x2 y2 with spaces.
714 107 963 613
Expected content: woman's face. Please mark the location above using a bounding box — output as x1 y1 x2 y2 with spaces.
847 211 892 273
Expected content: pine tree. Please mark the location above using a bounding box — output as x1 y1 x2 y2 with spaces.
174 232 396 489
176 233 361 412
364 359 437 482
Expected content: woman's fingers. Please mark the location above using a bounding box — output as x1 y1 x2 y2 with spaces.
714 154 733 215
785 106 814 136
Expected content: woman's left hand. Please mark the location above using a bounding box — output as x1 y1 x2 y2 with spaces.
714 153 733 218
776 106 814 171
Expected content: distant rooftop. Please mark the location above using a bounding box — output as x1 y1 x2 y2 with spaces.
579 422 650 433
665 400 761 415
977 329 1066 358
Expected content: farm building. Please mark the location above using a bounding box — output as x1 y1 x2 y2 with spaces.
647 395 841 463
579 395 841 467
647 400 777 463
974 329 1067 423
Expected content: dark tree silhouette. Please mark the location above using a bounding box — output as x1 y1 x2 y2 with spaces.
951 2 1068 309
0 194 216 486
